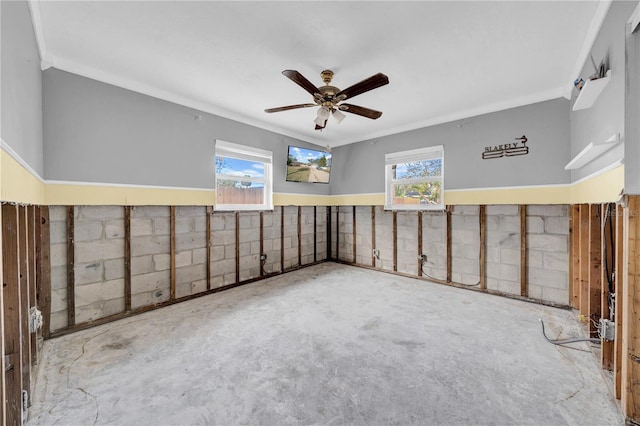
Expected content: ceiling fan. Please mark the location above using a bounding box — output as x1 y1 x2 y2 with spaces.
265 69 389 131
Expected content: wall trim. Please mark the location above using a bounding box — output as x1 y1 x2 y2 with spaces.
45 179 213 192
26 0 54 69
571 159 623 186
0 138 45 183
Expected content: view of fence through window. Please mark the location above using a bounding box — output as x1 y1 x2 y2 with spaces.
391 158 442 205
215 155 266 205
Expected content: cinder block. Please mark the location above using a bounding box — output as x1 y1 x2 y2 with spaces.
176 217 194 234
528 250 543 268
49 206 67 221
74 221 103 242
486 205 519 215
192 279 207 294
486 231 519 249
177 206 203 217
544 217 570 235
212 230 235 246
50 265 67 290
76 298 125 324
153 217 171 235
211 246 225 261
528 267 568 290
487 262 518 281
78 206 124 220
453 205 479 215
528 234 568 253
176 233 206 251
193 248 207 264
211 258 236 276
527 284 543 300
543 252 569 272
50 288 68 313
50 243 67 267
175 251 192 268
528 205 568 217
105 220 124 239
153 254 171 271
131 289 170 309
75 261 103 285
75 240 124 263
50 311 68 332
75 279 125 306
49 220 67 244
131 255 154 275
526 217 545 234
239 215 252 229
176 264 206 286
131 235 170 257
131 219 153 237
542 287 569 305
500 248 520 266
224 245 236 260
131 206 170 218
496 279 520 295
499 216 520 233
194 216 207 233
131 270 170 293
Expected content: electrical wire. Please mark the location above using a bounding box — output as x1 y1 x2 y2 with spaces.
539 319 600 345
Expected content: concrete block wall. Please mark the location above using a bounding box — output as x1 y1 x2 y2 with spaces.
422 211 447 281
261 208 282 275
130 206 171 309
337 206 355 263
238 212 261 282
486 205 521 295
282 206 299 270
396 212 418 276
210 212 236 288
300 206 315 265
355 206 373 266
72 206 125 323
175 206 208 297
526 205 570 304
451 206 480 285
49 206 68 331
315 206 328 262
374 207 394 271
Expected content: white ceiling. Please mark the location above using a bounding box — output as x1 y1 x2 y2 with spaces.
32 1 608 147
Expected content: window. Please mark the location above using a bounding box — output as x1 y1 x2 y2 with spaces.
385 145 444 210
215 140 273 210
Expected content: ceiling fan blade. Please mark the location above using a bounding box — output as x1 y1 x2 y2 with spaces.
282 70 321 98
335 73 389 101
339 103 383 119
264 103 316 113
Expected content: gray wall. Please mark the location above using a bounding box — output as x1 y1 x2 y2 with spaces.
43 69 329 195
626 5 640 194
569 0 639 182
329 98 570 195
1 0 44 176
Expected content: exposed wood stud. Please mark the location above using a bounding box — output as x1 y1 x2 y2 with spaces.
66 206 76 326
2 204 22 426
336 206 340 261
480 205 487 290
260 211 265 277
206 207 212 290
326 206 332 260
614 203 624 399
393 211 398 272
280 207 285 272
313 206 317 263
589 204 602 337
601 203 614 370
520 204 527 297
28 206 38 366
18 206 31 404
170 206 176 300
371 206 376 267
417 212 423 277
124 206 132 312
579 204 590 315
235 211 240 283
39 206 52 339
352 206 357 263
298 206 302 266
446 206 452 283
570 205 581 309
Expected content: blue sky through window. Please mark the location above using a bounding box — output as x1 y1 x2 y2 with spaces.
216 156 264 178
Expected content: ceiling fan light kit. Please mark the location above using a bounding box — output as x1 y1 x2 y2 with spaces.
265 69 389 131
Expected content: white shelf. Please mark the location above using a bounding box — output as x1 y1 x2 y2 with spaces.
572 70 611 111
565 133 619 170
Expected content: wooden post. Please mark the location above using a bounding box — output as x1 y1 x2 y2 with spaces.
260 211 264 277
371 206 376 267
520 205 528 297
589 204 602 336
235 211 240 283
66 206 75 326
417 211 423 277
206 207 212 289
352 206 357 264
336 206 340 261
18 206 31 403
479 205 487 290
280 207 285 272
28 206 38 366
124 206 132 312
170 206 176 299
579 204 590 315
0 203 4 426
3 204 23 425
622 195 640 420
298 206 302 266
392 211 398 272
326 206 332 260
446 206 452 283
615 202 624 399
570 205 581 309
39 207 51 339
313 206 317 263
601 203 614 370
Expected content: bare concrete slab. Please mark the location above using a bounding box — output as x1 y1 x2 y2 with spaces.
28 263 622 425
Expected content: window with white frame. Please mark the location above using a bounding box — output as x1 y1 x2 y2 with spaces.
385 145 444 210
215 140 273 211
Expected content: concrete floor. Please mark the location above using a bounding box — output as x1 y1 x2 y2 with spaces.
29 263 622 425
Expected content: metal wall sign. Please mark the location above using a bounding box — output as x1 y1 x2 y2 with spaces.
482 135 529 160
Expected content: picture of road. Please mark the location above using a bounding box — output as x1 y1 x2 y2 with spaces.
286 146 331 183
